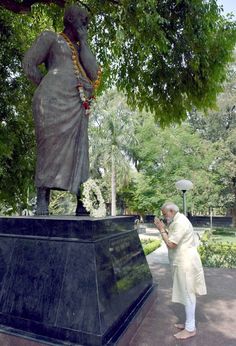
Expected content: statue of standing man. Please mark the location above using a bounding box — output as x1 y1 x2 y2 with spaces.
23 5 100 215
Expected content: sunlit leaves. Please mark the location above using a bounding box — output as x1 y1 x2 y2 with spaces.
10 0 236 125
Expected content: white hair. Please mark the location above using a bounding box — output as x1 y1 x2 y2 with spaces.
161 202 179 212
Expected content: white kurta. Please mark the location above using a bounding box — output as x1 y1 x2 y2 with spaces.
167 212 207 305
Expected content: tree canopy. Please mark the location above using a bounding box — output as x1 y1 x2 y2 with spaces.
0 0 236 213
120 114 220 215
188 65 236 223
1 0 236 125
0 14 35 212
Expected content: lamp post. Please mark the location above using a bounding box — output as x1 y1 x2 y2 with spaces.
175 179 193 216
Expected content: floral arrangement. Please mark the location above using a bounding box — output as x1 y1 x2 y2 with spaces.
77 85 96 116
59 32 102 116
82 178 106 218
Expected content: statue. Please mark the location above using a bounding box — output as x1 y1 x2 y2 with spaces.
23 5 100 215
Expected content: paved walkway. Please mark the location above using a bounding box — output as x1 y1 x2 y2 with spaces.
128 250 236 346
148 242 169 264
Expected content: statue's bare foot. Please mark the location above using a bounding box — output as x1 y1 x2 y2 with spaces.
35 187 50 216
174 323 185 330
174 329 196 339
35 207 49 216
75 194 89 216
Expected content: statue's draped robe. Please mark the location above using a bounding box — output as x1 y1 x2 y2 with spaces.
23 31 92 194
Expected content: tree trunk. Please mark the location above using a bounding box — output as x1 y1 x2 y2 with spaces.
111 147 116 216
232 179 236 227
232 207 236 227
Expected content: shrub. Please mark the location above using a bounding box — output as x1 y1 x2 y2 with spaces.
201 229 213 241
198 240 236 268
141 239 161 256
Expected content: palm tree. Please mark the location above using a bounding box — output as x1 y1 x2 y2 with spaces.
89 90 137 216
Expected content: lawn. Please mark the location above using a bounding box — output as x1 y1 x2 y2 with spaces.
211 228 236 243
212 234 236 243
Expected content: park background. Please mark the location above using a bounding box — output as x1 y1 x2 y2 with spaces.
0 2 236 345
0 0 236 224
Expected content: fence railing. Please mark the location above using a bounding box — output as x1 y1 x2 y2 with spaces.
143 215 233 227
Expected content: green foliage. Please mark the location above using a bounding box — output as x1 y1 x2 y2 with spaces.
141 238 161 256
49 191 76 215
89 90 137 207
87 0 236 125
122 112 220 214
2 1 236 126
210 228 236 243
188 65 236 222
198 229 236 267
200 229 213 242
116 263 151 292
0 12 36 213
212 228 236 236
0 1 236 211
198 240 236 268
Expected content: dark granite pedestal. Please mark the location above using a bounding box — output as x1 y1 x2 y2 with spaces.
0 216 153 346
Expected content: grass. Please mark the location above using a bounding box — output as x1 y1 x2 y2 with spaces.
212 235 236 243
211 228 236 243
141 238 161 256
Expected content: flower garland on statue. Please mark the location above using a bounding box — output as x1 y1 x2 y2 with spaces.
82 178 106 218
59 32 102 116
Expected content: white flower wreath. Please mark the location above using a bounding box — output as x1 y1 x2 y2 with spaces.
82 178 106 218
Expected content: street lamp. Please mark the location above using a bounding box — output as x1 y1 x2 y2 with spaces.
175 179 193 216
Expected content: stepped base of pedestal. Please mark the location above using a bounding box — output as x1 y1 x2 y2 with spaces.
0 284 157 346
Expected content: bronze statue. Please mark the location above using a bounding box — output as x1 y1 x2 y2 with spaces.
23 5 99 215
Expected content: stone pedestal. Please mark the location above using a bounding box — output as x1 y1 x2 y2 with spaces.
0 216 153 345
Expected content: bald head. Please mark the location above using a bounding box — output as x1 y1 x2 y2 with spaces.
64 5 89 28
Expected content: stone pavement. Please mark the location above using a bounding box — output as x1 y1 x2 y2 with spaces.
0 333 51 346
128 251 236 346
148 242 169 264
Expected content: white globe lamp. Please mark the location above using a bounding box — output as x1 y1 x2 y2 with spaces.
175 179 193 215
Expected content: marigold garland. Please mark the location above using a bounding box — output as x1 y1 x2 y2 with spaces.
59 32 102 115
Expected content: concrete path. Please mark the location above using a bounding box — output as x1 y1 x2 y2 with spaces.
129 255 236 346
148 242 169 265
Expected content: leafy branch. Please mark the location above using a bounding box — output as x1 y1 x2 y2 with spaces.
0 0 120 13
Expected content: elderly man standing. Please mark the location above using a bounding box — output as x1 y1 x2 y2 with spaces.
154 202 207 340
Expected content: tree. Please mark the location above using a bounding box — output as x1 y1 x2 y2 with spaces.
89 90 137 215
0 14 36 213
122 113 220 215
188 66 236 224
0 1 236 212
1 0 236 125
